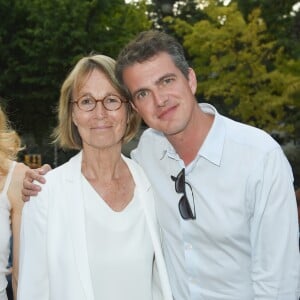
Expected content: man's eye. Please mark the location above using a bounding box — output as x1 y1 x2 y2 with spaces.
162 76 175 86
136 90 149 100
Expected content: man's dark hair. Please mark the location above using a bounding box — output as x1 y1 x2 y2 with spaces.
115 30 190 97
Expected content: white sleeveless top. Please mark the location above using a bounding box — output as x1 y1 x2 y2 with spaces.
0 161 16 300
82 175 154 300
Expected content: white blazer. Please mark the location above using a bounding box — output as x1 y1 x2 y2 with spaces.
18 152 173 300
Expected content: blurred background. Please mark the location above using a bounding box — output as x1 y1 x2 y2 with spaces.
0 0 299 187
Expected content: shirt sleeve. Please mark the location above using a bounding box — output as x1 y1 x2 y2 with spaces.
17 191 49 300
248 147 299 299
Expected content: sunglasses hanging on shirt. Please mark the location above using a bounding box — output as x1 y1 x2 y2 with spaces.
171 168 196 220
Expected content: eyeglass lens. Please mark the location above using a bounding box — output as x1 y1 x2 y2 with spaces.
179 195 194 220
174 168 185 193
171 168 196 220
76 95 123 111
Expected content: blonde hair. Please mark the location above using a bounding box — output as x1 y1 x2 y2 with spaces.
0 106 22 175
52 54 141 150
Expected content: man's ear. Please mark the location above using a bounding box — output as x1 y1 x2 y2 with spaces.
188 67 197 95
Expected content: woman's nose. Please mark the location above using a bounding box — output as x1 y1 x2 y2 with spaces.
93 100 107 116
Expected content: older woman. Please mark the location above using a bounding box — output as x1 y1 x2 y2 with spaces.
0 105 28 300
17 54 173 300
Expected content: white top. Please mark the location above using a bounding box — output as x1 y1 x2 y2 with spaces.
0 161 16 300
18 153 173 300
83 175 153 300
132 103 300 300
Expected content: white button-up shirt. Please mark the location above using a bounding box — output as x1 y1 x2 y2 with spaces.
131 103 299 300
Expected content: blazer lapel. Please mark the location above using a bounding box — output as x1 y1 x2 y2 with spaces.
123 155 173 300
63 152 95 300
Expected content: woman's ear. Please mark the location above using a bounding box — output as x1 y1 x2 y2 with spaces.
72 111 78 127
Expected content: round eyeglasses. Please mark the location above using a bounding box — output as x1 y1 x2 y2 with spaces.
71 94 128 112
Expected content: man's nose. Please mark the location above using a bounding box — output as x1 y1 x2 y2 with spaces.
152 90 169 107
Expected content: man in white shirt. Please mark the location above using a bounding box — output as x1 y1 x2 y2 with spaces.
114 30 299 299
23 30 299 299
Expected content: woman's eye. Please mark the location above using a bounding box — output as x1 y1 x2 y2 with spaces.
80 97 93 105
106 96 120 103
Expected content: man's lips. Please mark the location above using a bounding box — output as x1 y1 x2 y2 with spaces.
157 105 177 119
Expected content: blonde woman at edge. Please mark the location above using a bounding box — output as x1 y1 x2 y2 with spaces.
17 54 173 300
0 105 28 300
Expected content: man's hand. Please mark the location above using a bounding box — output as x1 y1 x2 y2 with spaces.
22 164 52 202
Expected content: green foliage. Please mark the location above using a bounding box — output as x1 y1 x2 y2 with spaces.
236 0 300 59
169 1 299 134
0 0 151 143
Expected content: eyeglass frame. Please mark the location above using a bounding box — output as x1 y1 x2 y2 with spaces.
171 168 196 220
70 93 128 112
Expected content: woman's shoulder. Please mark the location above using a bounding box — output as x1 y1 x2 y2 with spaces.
8 162 29 208
45 153 79 182
6 161 28 185
13 161 30 177
11 162 30 187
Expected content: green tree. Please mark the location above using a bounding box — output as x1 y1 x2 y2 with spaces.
168 1 299 134
236 0 300 59
0 0 151 144
149 0 206 30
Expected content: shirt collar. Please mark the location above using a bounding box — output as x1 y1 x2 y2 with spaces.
162 103 225 166
198 103 225 166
